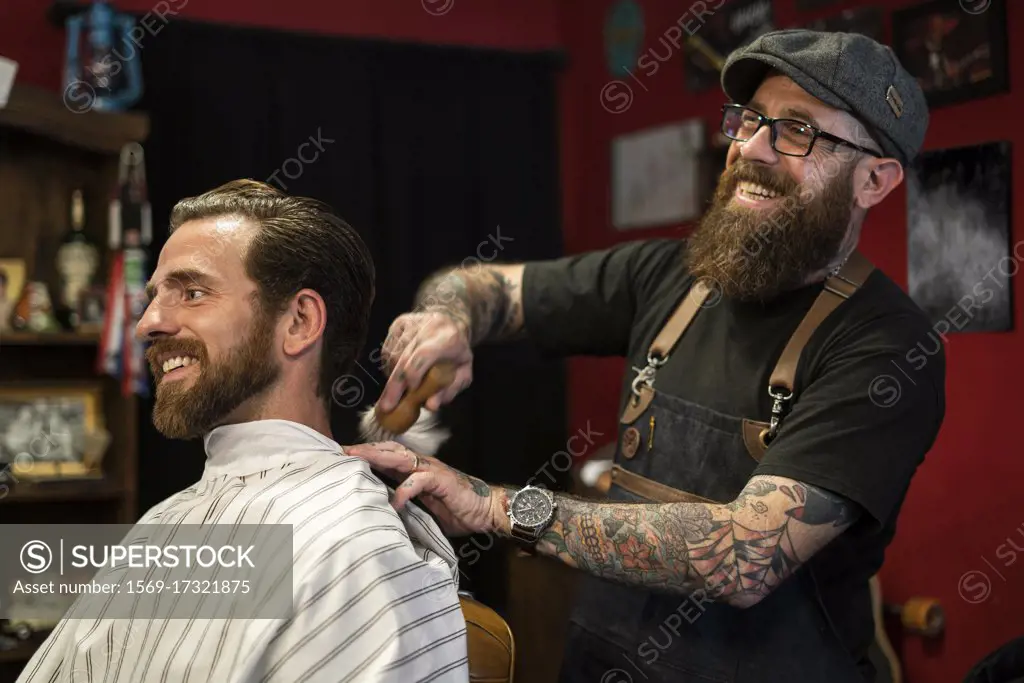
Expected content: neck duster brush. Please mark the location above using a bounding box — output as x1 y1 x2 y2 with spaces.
358 361 456 456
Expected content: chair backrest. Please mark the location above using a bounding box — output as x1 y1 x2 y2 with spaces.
460 593 515 683
870 574 901 683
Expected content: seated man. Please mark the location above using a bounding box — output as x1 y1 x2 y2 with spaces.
17 180 469 683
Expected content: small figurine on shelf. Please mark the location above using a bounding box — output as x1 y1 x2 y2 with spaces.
76 284 107 333
0 258 27 333
11 282 60 333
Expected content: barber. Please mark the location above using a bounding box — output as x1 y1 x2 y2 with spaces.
349 30 945 683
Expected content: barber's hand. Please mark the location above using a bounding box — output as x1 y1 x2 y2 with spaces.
346 441 509 538
377 311 473 413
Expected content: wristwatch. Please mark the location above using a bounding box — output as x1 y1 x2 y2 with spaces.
506 485 557 547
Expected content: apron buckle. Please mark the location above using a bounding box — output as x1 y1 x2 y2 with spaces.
765 385 794 444
630 353 666 399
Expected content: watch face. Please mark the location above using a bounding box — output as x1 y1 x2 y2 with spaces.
512 489 552 527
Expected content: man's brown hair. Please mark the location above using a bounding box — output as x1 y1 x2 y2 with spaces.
169 179 375 404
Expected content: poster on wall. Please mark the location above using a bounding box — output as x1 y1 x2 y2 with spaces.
611 120 705 231
907 141 1013 333
802 6 884 42
683 0 773 93
892 0 1008 108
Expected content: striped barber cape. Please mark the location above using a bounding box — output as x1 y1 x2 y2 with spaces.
16 419 469 683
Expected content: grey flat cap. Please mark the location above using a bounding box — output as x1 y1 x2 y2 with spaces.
721 29 928 165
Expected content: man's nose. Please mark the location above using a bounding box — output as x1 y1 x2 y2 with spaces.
135 298 179 341
739 124 779 165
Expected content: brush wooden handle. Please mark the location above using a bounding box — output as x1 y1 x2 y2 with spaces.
375 361 458 434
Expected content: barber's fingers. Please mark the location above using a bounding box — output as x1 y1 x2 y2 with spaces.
381 318 416 373
390 471 448 511
393 340 451 394
378 370 409 414
346 442 426 474
379 332 427 411
425 364 473 412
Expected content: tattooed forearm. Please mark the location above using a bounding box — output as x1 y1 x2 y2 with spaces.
535 476 860 607
414 265 525 345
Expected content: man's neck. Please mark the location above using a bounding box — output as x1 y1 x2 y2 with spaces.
219 386 333 441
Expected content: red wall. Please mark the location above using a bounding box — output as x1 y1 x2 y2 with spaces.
555 1 1024 682
0 0 561 90
4 0 1022 681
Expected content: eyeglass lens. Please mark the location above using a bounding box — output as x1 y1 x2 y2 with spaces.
722 107 817 156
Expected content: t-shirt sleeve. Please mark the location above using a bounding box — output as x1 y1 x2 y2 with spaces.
521 238 683 356
753 312 946 529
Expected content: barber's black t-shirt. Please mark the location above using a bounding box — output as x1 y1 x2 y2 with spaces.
520 238 946 666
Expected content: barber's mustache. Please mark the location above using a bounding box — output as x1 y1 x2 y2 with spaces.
721 161 798 196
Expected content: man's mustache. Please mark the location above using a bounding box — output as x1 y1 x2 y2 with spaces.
145 338 207 376
721 161 798 196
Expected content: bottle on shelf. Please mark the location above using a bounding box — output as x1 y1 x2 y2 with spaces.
55 189 100 330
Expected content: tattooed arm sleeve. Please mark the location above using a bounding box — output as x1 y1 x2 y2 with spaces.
533 476 862 607
414 264 526 345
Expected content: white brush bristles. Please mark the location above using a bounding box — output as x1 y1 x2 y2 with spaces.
357 405 451 457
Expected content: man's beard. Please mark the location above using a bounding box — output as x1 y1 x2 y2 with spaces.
146 308 279 440
685 158 857 302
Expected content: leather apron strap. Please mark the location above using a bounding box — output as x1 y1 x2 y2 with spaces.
768 250 876 393
619 252 876 457
605 464 718 504
755 251 876 455
620 279 711 424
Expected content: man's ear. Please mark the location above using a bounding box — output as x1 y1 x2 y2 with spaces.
282 288 327 358
856 157 904 210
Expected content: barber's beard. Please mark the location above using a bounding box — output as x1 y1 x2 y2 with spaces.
685 159 857 302
147 309 280 440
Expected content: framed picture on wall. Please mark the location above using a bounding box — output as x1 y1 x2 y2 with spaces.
611 120 705 230
907 141 1013 333
683 0 773 93
802 6 884 43
892 0 1009 108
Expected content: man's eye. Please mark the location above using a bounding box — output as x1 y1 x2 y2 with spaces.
185 289 205 301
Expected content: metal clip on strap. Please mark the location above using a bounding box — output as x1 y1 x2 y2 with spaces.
765 385 793 444
630 353 666 400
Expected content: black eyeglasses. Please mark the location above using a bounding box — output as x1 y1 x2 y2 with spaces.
720 104 883 159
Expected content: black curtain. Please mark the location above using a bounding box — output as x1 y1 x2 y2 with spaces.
134 20 567 612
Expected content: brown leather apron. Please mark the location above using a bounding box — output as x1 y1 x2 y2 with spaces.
558 252 877 683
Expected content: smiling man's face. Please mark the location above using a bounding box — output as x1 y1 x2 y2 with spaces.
685 73 875 301
136 216 281 439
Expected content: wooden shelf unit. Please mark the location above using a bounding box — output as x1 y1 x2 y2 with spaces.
0 81 149 683
0 330 101 346
0 83 150 154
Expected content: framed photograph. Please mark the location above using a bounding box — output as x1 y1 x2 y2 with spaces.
611 120 705 230
0 385 110 480
892 0 1009 108
0 257 27 333
699 131 731 211
683 0 773 93
802 6 884 43
907 141 1013 333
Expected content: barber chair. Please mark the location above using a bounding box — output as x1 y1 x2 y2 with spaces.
459 592 515 683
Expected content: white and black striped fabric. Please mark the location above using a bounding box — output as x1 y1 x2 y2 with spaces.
16 420 469 683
